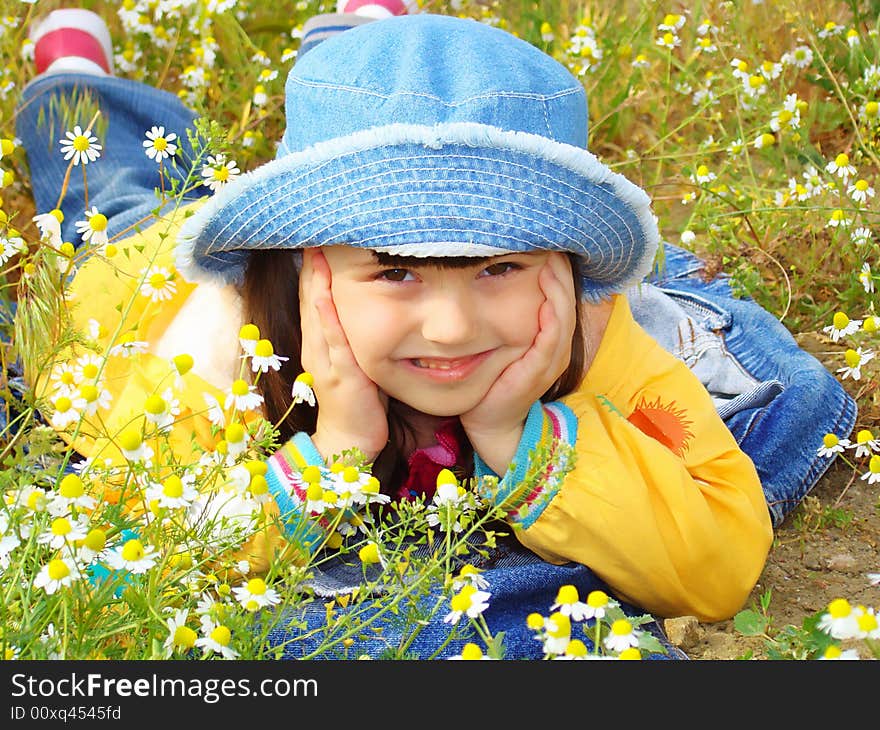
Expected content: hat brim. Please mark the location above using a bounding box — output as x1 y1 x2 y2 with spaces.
176 122 659 302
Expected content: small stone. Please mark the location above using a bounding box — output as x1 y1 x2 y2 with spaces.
663 616 701 649
825 553 857 571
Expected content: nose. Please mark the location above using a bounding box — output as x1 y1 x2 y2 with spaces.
419 287 480 346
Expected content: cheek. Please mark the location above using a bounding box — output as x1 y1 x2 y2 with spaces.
493 282 544 346
331 287 402 366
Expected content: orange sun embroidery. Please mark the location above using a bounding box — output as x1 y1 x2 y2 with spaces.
627 396 694 457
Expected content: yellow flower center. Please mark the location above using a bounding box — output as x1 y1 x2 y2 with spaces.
173 353 193 375
844 349 861 367
83 528 106 552
565 639 588 657
149 271 168 288
832 312 850 329
737 60 749 72
89 213 107 231
359 542 380 564
118 428 143 451
865 102 878 118
72 135 90 152
777 109 793 123
154 137 168 151
759 133 776 147
253 339 274 358
855 180 869 191
79 384 99 403
60 371 75 385
555 584 579 605
225 423 245 443
306 482 324 501
121 539 145 562
857 429 874 444
587 590 609 608
249 474 268 496
0 138 14 156
59 474 85 498
857 612 878 632
828 598 852 618
51 517 72 536
210 625 231 646
610 618 633 636
301 465 322 483
245 460 268 476
295 371 314 387
82 363 99 379
547 611 571 638
823 645 842 659
363 476 380 494
662 32 674 45
213 166 230 182
870 455 880 474
55 396 72 413
239 323 260 340
162 475 184 498
342 466 360 483
47 559 70 581
173 625 197 649
748 75 765 89
145 394 167 415
696 165 710 178
526 612 545 630
247 578 267 595
231 379 250 396
460 643 484 659
835 153 850 167
822 433 839 448
618 647 642 660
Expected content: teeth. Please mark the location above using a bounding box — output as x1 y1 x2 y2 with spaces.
413 358 464 370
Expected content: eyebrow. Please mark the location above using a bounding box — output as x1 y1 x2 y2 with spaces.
371 251 494 270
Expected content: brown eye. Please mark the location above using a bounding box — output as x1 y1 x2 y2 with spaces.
481 261 519 277
378 268 413 282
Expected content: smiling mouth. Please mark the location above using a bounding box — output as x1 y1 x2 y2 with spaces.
411 357 479 370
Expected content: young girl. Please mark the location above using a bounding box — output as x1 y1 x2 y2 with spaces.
16 8 855 659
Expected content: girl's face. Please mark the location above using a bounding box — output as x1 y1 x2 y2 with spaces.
321 246 569 417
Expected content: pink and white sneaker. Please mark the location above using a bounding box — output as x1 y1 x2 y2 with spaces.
30 8 114 77
337 1 418 19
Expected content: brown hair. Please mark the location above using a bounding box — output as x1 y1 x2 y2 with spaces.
241 249 587 492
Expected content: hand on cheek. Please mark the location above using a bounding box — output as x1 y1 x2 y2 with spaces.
459 254 577 474
299 249 389 462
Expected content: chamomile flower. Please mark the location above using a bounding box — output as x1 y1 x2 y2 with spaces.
823 311 861 341
48 361 80 398
603 618 640 653
826 153 856 180
292 372 316 406
37 514 90 550
851 227 873 246
759 59 783 80
655 32 680 49
451 564 490 592
861 455 880 485
48 474 97 514
223 422 250 459
72 382 112 416
164 608 197 656
816 433 851 458
252 84 268 106
201 153 240 193
631 53 650 69
658 13 685 32
145 474 199 510
853 605 880 640
32 209 64 248
730 58 750 81
818 598 860 639
195 621 239 659
443 584 491 625
104 537 159 574
847 179 875 204
143 126 178 161
551 584 591 621
76 527 107 563
238 323 260 356
695 36 717 53
819 645 861 660
50 395 81 429
247 339 289 373
540 611 571 655
34 556 83 594
224 379 264 412
232 577 281 612
753 132 776 149
851 429 880 458
140 265 178 302
108 332 149 357
144 389 180 432
74 206 109 248
449 643 494 660
817 20 843 38
690 164 716 185
59 125 102 165
837 347 874 380
117 428 153 464
582 589 618 620
202 392 226 428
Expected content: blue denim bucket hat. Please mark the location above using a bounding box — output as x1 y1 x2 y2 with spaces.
177 13 660 302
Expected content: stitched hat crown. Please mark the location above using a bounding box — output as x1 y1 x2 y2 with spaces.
278 14 589 156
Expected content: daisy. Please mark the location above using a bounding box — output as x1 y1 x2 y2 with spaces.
819 645 861 660
247 339 288 373
448 643 494 660
540 612 571 655
145 474 199 510
817 598 860 640
104 537 159 574
140 265 178 302
34 556 83 594
224 378 264 412
74 206 109 248
847 179 875 204
822 311 861 342
37 513 90 550
202 392 226 428
201 153 240 193
551 584 590 621
860 455 880 485
825 153 856 180
59 125 102 165
816 433 851 458
232 577 281 612
195 621 239 659
292 372 316 406
73 353 103 384
48 361 80 398
851 428 880 458
50 395 81 429
163 608 197 656
32 209 63 248
443 585 491 625
837 347 874 381
603 618 640 653
451 564 490 592
142 125 178 162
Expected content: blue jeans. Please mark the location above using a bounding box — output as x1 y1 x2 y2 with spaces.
15 72 857 659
